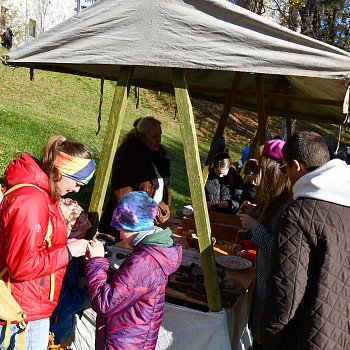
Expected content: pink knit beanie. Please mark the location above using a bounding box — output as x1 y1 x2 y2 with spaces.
261 139 285 164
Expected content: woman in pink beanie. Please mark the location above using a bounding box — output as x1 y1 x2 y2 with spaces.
239 139 292 350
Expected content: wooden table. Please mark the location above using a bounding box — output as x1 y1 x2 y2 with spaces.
114 232 255 309
114 232 255 349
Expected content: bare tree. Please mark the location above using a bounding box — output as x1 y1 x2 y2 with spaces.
36 0 51 34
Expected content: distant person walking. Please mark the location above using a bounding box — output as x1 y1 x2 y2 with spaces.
2 27 13 49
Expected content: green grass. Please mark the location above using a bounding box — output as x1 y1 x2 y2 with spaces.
0 49 226 212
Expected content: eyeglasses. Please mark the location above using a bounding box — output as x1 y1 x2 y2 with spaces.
279 163 288 174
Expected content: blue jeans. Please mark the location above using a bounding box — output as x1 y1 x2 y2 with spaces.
0 318 49 350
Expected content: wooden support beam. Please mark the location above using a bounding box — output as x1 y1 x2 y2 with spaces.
246 79 284 161
172 68 222 312
255 74 266 149
245 130 259 163
269 106 343 124
88 66 134 238
135 79 343 107
286 118 292 138
264 92 343 106
202 72 243 183
284 84 292 139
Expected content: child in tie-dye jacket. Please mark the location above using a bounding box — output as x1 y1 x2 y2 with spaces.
85 191 182 350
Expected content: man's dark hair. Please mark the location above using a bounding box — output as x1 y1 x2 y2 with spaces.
213 152 231 169
282 131 330 170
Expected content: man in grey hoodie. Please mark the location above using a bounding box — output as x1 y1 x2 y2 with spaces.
261 131 350 350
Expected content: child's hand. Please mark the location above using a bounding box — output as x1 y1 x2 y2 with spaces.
66 239 89 257
236 250 247 258
86 239 105 259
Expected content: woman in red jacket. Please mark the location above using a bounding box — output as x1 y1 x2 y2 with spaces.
0 135 96 350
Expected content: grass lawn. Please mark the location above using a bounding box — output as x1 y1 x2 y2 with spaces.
0 48 240 213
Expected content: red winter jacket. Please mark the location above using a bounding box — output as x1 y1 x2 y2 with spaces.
0 153 70 321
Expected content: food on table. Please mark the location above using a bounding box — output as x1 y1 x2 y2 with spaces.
216 256 252 271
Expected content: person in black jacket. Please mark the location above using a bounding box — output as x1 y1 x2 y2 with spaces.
205 152 243 215
98 117 171 238
2 27 13 49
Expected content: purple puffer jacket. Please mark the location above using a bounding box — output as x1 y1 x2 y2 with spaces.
86 243 182 350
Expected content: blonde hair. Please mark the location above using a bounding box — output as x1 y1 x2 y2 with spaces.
40 136 94 202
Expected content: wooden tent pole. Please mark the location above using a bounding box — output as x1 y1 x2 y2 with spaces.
286 118 292 138
255 74 266 150
202 72 244 183
172 68 222 312
284 83 292 138
88 66 134 238
245 131 259 162
245 74 266 161
246 79 283 161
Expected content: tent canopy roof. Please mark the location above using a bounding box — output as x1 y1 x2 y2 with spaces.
5 0 350 123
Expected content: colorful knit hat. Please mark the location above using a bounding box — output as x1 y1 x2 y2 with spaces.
262 139 285 164
111 191 158 232
54 151 96 185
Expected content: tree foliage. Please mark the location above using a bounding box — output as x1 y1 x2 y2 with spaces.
229 0 350 52
0 0 25 46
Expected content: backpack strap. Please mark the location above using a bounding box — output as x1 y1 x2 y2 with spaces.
0 267 26 350
45 219 55 301
3 183 43 197
2 184 56 301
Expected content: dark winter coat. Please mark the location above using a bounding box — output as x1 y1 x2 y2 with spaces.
241 182 257 203
249 198 291 345
50 258 88 342
98 136 170 236
205 167 243 214
261 159 350 350
86 243 182 350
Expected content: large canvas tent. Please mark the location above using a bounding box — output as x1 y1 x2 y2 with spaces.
4 0 350 312
5 0 350 123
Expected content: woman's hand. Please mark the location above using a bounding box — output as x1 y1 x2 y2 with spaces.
66 239 89 257
239 213 259 231
86 239 105 259
239 200 256 216
229 243 242 255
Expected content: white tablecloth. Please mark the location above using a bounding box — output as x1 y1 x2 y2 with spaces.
67 293 252 350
